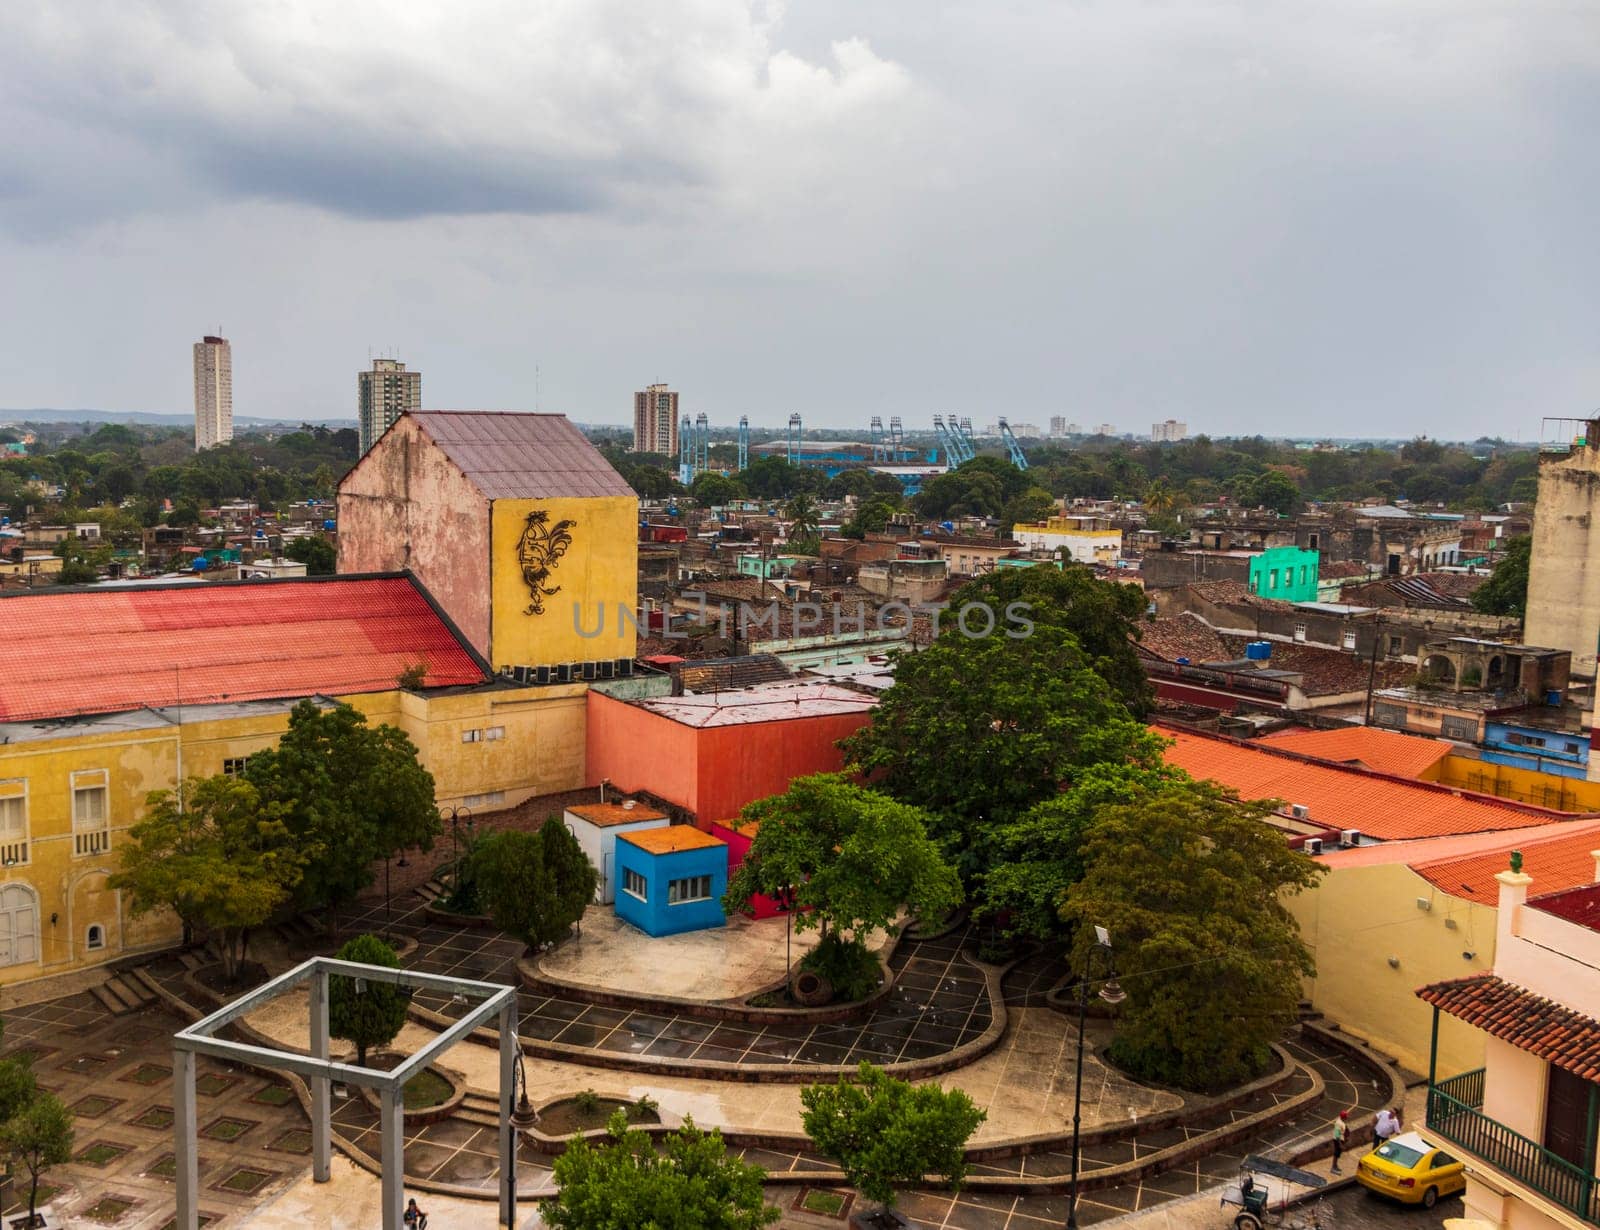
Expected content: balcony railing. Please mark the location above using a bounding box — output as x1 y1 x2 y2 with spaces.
1428 1078 1598 1224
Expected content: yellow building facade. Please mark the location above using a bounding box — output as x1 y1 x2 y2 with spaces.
0 679 591 990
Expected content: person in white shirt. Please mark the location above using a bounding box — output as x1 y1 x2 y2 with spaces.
1375 1108 1399 1143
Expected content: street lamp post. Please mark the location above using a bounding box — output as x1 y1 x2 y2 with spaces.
1067 926 1126 1230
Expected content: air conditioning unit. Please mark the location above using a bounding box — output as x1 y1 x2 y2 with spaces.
554 664 572 683
512 665 532 684
619 658 634 677
535 666 551 685
1340 828 1362 847
1304 837 1323 855
598 660 615 679
1289 804 1311 820
582 661 597 681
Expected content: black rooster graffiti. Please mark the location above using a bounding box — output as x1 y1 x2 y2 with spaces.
516 509 577 615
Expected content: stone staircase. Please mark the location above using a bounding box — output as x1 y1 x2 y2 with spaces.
89 969 158 1016
273 911 329 946
417 878 448 905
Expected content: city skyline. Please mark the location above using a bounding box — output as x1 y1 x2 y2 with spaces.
1 2 1595 441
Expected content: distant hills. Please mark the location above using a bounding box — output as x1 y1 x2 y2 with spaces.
0 408 353 428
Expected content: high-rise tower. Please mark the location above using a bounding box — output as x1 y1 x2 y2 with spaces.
192 335 233 451
633 385 679 456
358 358 422 455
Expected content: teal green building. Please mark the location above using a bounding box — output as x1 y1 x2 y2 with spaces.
1248 545 1320 603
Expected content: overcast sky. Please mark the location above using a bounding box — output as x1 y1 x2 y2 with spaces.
1 0 1596 439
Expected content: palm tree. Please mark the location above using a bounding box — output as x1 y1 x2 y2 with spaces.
1143 478 1175 516
785 494 821 541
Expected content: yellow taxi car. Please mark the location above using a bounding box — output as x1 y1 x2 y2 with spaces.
1356 1131 1466 1208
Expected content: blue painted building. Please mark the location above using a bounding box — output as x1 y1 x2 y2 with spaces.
613 826 728 937
1481 718 1591 779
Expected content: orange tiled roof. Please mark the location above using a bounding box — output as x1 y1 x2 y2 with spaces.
1417 974 1600 1081
1413 827 1600 901
619 825 726 855
0 575 487 722
1162 728 1559 840
1261 727 1454 780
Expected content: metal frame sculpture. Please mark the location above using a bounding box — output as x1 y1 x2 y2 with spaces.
171 956 521 1230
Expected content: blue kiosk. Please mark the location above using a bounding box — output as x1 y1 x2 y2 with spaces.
614 826 728 937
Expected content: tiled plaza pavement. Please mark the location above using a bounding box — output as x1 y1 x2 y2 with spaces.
327 1089 557 1197
871 1029 1393 1230
325 896 997 1072
0 994 310 1228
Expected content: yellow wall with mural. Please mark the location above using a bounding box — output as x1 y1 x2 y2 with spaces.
488 495 639 670
1286 860 1494 1077
0 679 590 989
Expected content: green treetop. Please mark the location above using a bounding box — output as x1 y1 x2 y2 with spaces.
547 1109 779 1230
1062 779 1324 1090
800 1062 985 1210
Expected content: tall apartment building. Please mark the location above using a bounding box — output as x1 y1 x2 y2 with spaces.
1049 415 1067 437
358 358 423 455
633 385 679 456
192 335 233 451
1152 418 1189 442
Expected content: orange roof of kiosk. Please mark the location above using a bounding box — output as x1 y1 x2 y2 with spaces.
1261 726 1454 780
619 826 727 855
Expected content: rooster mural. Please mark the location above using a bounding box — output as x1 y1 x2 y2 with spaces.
516 509 577 616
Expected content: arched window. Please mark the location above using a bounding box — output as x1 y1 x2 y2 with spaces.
86 923 106 951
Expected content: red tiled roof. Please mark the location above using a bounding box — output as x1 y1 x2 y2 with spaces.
1162 727 1559 840
1215 638 1411 697
1186 580 1294 611
1318 560 1372 580
0 575 487 722
1417 974 1600 1081
411 411 636 501
1262 727 1454 779
1411 825 1600 901
1136 615 1233 664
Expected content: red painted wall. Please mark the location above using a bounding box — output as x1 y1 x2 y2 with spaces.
710 821 787 920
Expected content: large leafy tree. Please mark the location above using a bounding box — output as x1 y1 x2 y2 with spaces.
979 760 1185 944
285 535 337 575
246 701 440 924
1472 534 1531 618
547 1109 779 1230
801 1062 985 1210
951 564 1155 715
328 933 409 1066
843 625 1165 885
724 775 961 945
1062 780 1324 1090
1 1090 73 1226
111 775 305 982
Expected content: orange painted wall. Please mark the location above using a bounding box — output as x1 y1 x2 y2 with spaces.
585 691 699 812
585 691 871 827
695 714 871 827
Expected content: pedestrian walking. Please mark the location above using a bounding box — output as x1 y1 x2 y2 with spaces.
1375 1107 1398 1143
1331 1109 1349 1172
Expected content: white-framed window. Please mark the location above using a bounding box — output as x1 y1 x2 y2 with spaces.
71 769 110 857
1293 624 1308 643
462 791 505 809
1342 632 1357 651
0 781 27 867
85 924 105 951
667 874 712 905
461 729 482 744
623 869 648 902
484 726 506 741
222 757 251 777
1268 569 1278 590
